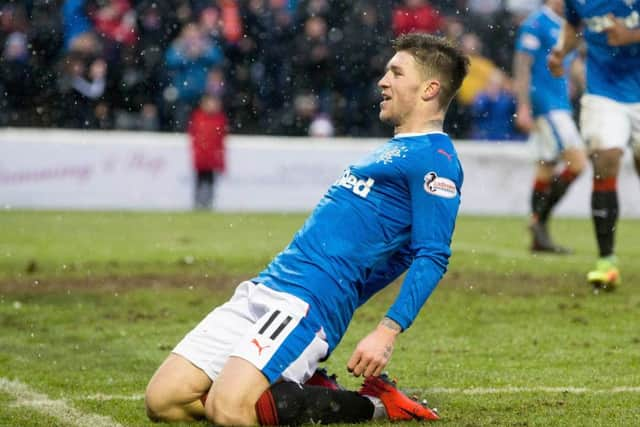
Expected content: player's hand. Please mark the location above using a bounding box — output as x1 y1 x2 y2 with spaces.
547 48 565 77
347 323 398 378
604 14 635 46
515 103 534 133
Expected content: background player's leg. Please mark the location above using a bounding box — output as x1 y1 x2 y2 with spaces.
530 160 572 253
530 160 554 227
587 148 623 289
529 111 585 253
145 353 211 421
590 148 622 258
542 146 586 223
580 95 629 288
537 110 587 226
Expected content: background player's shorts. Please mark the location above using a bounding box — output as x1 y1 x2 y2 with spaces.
580 94 640 154
530 110 583 161
173 281 328 384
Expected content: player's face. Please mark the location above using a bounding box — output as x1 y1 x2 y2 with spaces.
377 51 424 126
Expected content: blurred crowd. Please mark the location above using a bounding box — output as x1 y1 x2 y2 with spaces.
0 0 546 139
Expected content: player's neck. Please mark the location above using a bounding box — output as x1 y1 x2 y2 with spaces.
394 118 444 136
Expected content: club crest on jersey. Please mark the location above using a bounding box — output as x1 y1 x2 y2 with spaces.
424 172 457 198
376 145 408 165
520 33 540 50
336 169 375 198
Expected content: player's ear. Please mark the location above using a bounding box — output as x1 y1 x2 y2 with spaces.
421 79 441 102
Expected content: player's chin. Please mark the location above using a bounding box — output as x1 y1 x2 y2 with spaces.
379 110 392 123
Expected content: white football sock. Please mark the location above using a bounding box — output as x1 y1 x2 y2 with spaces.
364 396 387 419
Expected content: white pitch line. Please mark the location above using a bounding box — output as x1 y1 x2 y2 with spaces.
0 377 124 427
83 393 145 401
417 386 640 395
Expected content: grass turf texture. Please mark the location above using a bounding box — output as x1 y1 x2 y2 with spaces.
1 210 639 426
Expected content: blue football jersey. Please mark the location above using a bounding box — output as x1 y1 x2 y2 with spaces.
565 0 640 102
516 6 572 116
253 133 463 353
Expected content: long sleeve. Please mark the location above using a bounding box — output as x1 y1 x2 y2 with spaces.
385 151 462 330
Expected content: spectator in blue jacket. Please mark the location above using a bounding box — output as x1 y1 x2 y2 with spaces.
62 0 93 50
164 22 224 131
471 70 525 141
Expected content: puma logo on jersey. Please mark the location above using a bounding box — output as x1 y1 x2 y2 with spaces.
336 169 375 198
437 148 453 161
251 338 271 356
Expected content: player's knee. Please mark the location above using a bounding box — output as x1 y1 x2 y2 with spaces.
144 383 169 422
565 149 587 174
591 148 623 176
571 156 587 174
145 379 188 422
206 391 256 426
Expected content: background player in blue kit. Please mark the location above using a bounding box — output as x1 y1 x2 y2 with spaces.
145 33 469 425
549 0 640 290
514 0 587 254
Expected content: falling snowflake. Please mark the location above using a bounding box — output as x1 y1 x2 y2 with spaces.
376 145 408 164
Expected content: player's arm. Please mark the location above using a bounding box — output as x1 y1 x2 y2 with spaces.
549 1 581 77
347 153 460 377
513 51 534 133
549 22 580 77
513 24 541 133
346 246 412 377
347 250 452 377
388 154 460 330
554 21 580 56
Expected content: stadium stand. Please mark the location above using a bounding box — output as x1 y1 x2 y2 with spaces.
0 0 542 137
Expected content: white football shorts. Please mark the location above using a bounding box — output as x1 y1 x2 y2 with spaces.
580 94 640 155
173 281 329 384
530 109 583 161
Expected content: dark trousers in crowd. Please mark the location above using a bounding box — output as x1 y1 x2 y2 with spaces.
195 171 217 210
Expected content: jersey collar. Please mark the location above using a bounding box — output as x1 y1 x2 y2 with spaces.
542 5 563 26
394 131 448 138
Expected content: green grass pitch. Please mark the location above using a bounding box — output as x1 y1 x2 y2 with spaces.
1 210 639 426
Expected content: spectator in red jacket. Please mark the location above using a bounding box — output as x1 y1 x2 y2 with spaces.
91 0 137 46
188 94 227 209
392 0 444 36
